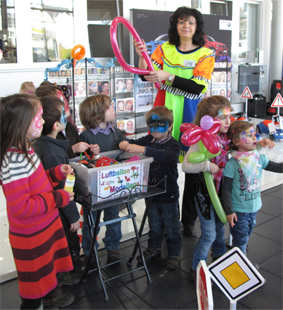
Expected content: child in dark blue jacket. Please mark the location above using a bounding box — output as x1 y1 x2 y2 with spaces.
119 106 182 270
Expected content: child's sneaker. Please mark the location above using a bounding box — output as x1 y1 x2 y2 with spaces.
56 271 81 286
188 267 197 285
42 285 74 308
167 255 181 270
107 250 120 263
42 293 75 308
137 248 161 263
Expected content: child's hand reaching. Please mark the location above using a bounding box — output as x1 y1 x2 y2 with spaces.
209 162 220 175
70 220 80 232
227 213 237 228
119 141 129 150
123 143 145 154
61 164 74 176
72 142 90 154
89 144 100 155
258 138 275 149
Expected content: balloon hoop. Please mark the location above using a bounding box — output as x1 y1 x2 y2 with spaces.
110 16 160 89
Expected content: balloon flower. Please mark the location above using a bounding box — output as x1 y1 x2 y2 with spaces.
110 16 160 89
180 116 227 224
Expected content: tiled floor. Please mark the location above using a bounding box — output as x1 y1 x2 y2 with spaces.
1 182 282 310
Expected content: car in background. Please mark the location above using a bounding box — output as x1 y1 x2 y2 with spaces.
145 34 168 55
203 35 228 58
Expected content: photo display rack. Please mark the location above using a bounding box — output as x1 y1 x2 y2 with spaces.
45 58 155 137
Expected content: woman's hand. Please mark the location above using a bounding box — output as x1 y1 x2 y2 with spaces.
144 70 173 83
133 39 148 70
133 39 147 58
61 164 74 176
227 213 237 228
89 144 100 155
70 220 80 232
258 138 275 149
72 142 89 154
209 162 220 175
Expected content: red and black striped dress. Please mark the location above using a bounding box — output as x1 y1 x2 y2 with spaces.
0 148 73 299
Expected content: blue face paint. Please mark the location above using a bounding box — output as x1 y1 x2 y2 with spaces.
148 114 169 134
60 105 67 126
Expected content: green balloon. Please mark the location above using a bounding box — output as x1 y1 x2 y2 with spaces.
199 140 207 153
188 151 205 163
204 172 227 224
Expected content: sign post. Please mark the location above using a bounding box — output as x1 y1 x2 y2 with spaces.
241 86 253 119
270 93 283 115
208 247 265 309
196 261 213 310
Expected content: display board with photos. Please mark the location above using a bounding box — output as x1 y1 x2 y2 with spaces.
46 58 156 136
205 61 232 101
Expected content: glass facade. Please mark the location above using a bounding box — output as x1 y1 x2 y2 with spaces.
31 0 74 62
0 0 17 63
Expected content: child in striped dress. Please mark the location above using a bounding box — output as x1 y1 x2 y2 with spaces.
0 94 75 309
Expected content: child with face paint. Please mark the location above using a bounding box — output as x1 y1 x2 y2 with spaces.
35 85 91 158
222 120 283 255
0 94 75 309
33 95 85 278
119 106 182 270
182 96 275 284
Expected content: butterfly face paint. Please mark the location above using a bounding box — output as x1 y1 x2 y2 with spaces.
148 114 169 134
56 91 70 116
216 108 231 134
32 107 44 136
217 107 231 117
237 127 257 152
60 105 67 126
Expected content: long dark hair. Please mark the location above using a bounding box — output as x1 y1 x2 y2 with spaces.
0 94 40 170
168 6 205 47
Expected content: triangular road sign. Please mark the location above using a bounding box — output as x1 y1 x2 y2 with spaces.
241 86 253 99
271 93 283 108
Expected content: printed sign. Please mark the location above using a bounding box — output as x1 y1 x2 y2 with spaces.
270 93 283 107
134 75 153 113
241 86 253 99
208 247 265 302
97 163 143 201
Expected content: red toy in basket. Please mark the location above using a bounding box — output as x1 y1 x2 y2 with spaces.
95 156 117 167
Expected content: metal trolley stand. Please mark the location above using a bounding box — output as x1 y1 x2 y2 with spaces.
75 178 167 302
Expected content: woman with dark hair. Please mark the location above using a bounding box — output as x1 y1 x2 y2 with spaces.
134 6 214 160
134 7 215 237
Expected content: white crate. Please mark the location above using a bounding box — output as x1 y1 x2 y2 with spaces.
70 150 153 207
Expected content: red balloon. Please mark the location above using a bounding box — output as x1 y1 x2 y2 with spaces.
181 127 203 146
180 123 197 133
202 131 221 154
210 119 221 134
110 17 160 89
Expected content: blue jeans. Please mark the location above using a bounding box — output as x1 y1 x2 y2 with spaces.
192 199 226 270
82 205 122 256
230 211 257 255
147 200 182 257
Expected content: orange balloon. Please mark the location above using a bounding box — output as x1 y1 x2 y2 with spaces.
71 45 86 60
